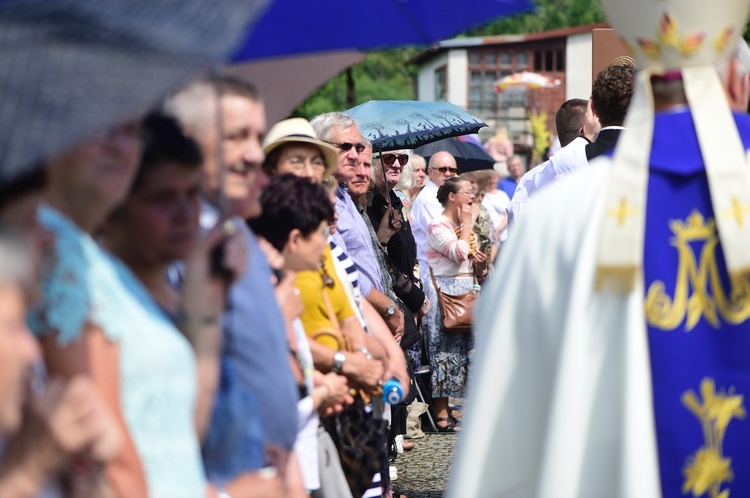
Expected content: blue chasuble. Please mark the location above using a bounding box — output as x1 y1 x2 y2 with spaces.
642 109 750 497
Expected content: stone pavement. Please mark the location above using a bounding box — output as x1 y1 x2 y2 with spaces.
391 432 459 498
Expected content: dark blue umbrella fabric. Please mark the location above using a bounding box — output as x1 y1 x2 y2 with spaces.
0 0 270 182
231 0 534 61
347 100 487 151
414 137 496 173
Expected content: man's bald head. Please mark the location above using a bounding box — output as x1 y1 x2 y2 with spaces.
427 151 458 187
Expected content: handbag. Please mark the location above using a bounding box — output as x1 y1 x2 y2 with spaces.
314 426 354 498
321 396 388 498
429 268 478 334
391 269 426 313
397 300 421 351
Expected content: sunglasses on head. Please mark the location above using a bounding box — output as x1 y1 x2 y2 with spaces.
329 141 366 154
380 153 409 167
434 166 458 174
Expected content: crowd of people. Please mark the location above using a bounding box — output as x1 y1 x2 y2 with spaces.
0 59 516 496
6 0 750 496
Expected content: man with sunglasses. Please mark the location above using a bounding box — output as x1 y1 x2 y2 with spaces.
310 113 408 362
411 151 458 283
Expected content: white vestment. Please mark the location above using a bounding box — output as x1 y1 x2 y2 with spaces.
529 136 589 195
507 166 542 229
447 161 661 498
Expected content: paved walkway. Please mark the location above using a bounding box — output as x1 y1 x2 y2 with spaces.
392 432 459 498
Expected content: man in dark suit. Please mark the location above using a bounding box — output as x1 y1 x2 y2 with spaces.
585 64 636 160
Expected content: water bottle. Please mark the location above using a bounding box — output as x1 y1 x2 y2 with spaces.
382 378 403 405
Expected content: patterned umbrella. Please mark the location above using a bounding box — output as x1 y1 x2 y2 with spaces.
0 0 268 183
346 100 487 152
495 71 562 92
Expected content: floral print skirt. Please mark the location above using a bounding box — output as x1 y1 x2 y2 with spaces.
423 274 476 398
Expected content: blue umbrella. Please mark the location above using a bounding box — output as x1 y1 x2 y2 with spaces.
414 137 496 173
346 100 487 151
231 0 534 61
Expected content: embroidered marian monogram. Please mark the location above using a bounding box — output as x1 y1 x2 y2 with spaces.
681 378 745 498
645 211 750 331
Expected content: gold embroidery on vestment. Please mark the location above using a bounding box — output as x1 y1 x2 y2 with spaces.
682 378 745 498
720 197 750 228
607 196 639 227
645 211 750 331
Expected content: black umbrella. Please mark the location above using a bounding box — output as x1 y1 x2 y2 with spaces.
414 137 496 173
0 0 270 183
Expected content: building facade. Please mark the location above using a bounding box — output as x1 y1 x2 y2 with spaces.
410 24 606 148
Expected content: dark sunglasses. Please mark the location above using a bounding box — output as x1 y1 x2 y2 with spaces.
329 141 366 154
433 166 458 174
380 153 409 167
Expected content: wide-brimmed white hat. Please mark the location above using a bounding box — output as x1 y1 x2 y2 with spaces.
263 117 339 179
595 0 750 293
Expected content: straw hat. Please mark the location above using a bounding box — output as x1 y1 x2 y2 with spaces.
263 118 339 179
595 0 750 292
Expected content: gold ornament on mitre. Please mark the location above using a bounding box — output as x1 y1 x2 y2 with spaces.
595 0 750 294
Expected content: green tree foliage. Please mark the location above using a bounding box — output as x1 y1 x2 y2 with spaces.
293 48 418 120
465 0 605 36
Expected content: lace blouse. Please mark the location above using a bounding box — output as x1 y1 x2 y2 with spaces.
28 206 206 497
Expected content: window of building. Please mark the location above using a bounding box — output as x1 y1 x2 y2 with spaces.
468 48 531 117
434 66 447 101
516 52 528 68
499 52 512 67
533 48 564 72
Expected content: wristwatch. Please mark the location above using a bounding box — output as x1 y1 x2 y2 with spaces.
332 351 346 373
385 301 395 317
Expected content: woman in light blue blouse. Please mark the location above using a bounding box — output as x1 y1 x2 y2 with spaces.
28 120 208 497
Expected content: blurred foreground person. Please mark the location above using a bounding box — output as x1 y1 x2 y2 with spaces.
102 113 231 445
27 120 212 497
165 76 295 496
0 179 123 498
450 1 750 496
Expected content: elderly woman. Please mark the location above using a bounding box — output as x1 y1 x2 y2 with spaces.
424 176 487 432
406 153 427 205
260 118 385 388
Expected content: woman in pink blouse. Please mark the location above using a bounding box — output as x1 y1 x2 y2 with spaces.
424 177 486 432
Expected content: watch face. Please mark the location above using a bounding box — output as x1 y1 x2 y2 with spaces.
333 351 345 372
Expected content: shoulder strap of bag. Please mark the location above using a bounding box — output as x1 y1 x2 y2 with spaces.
315 289 349 352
